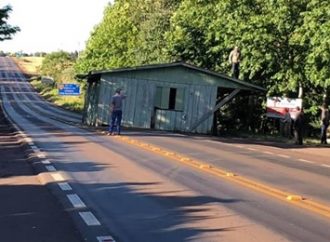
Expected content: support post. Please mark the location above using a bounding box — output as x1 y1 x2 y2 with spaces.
189 88 240 132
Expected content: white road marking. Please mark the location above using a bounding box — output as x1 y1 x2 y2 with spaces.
45 165 56 172
79 212 101 226
276 154 290 158
31 146 41 153
247 148 257 151
268 146 281 150
25 138 33 144
58 182 72 191
219 142 229 145
321 164 330 168
263 151 274 155
67 194 86 208
298 159 315 164
235 145 243 148
97 236 116 242
41 159 51 164
51 173 65 181
37 153 46 158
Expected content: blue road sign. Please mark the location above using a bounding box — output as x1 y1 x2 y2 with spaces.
58 84 80 96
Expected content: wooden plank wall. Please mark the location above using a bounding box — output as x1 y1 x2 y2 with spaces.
96 76 155 129
182 85 216 133
95 74 217 134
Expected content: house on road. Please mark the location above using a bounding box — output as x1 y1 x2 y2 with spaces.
79 62 265 134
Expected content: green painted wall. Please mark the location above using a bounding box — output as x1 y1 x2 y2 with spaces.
84 65 250 133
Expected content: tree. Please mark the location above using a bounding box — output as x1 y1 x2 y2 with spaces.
165 0 310 132
296 0 330 102
0 5 20 41
76 0 328 134
75 0 180 74
40 51 76 84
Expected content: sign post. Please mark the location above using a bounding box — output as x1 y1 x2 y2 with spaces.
58 84 80 96
266 97 302 119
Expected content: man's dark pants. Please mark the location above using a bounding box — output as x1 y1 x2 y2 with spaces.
109 110 123 134
232 63 240 79
321 123 329 144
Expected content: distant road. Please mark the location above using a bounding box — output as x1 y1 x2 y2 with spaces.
1 56 330 242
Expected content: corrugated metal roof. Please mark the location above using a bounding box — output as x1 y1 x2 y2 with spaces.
80 62 266 92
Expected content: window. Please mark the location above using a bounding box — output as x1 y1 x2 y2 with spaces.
155 86 184 111
169 88 177 110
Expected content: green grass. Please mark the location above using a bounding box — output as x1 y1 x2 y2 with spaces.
31 79 84 113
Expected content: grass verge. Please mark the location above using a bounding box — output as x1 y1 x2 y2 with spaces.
31 79 84 113
13 57 84 113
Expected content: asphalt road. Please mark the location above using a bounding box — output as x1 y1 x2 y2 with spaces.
1 56 330 242
0 104 83 242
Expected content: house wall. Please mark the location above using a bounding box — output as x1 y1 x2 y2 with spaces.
96 76 154 128
94 70 217 133
83 81 101 126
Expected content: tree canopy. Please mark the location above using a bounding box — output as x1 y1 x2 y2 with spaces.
40 51 76 84
75 0 180 73
0 5 20 41
75 0 330 134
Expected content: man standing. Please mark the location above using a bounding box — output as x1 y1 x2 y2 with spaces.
229 46 241 79
108 88 126 135
320 103 329 144
292 106 304 145
282 108 292 138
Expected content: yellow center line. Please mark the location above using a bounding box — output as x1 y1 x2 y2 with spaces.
113 135 330 219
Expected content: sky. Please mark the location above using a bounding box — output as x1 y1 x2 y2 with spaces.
0 0 111 53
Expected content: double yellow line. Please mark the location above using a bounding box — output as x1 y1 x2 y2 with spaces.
114 135 330 219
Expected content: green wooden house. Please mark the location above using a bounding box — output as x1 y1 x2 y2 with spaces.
80 62 265 134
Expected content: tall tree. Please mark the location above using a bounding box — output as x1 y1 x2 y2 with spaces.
296 0 330 102
166 0 308 93
0 5 20 41
75 0 180 73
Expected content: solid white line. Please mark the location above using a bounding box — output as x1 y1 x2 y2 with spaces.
51 173 65 181
276 154 290 158
41 159 51 164
46 165 56 172
263 151 274 155
321 164 330 168
32 147 40 152
298 159 314 164
67 194 86 208
97 236 116 242
37 153 46 158
268 146 281 150
234 145 243 148
247 148 257 151
58 182 72 191
79 212 101 226
25 138 33 144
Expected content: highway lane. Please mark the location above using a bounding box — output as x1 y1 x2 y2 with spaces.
1 56 330 242
123 132 330 204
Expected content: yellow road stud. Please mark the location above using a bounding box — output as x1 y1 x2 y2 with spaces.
180 157 191 162
199 164 212 169
286 195 303 201
164 152 174 156
226 172 236 177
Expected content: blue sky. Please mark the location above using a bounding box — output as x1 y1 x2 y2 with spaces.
0 0 111 53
